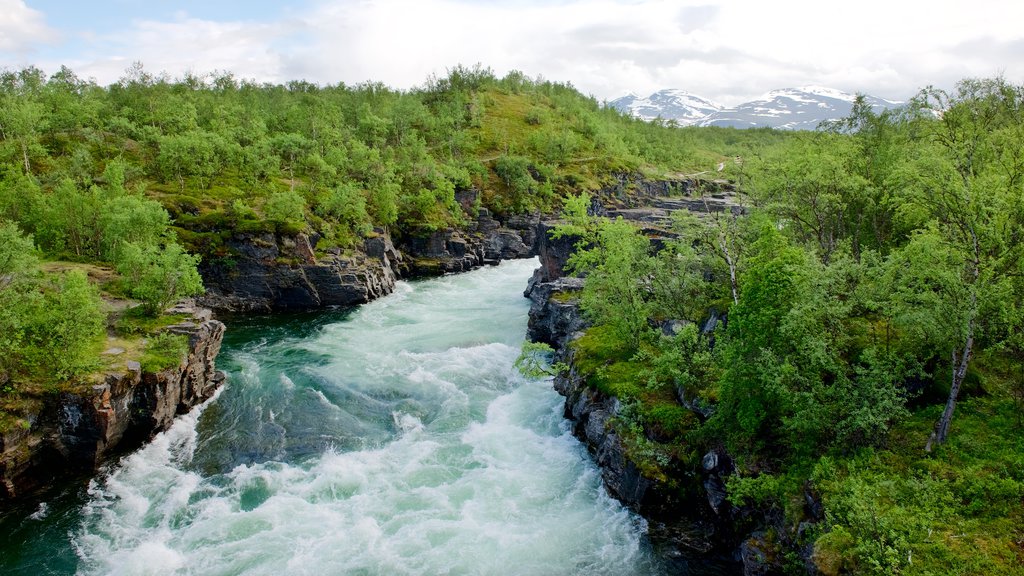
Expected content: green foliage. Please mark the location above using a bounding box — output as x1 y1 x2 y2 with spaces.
571 217 657 351
514 341 567 378
550 192 593 239
0 269 105 383
493 155 551 212
115 241 203 315
264 190 307 233
314 182 372 244
139 332 189 373
158 132 218 190
98 193 171 261
0 220 38 287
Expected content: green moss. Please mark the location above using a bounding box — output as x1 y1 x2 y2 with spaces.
410 258 443 275
139 333 190 373
115 307 190 337
571 325 633 376
548 290 580 303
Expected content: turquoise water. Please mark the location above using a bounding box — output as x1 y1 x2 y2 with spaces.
1 259 663 575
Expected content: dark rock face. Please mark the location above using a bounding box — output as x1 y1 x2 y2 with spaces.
741 532 782 576
532 220 578 284
198 231 399 312
525 210 747 570
525 276 586 348
555 361 665 513
597 172 694 205
197 189 546 312
0 304 225 501
400 198 539 277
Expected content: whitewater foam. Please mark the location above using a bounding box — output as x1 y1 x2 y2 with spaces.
72 259 658 575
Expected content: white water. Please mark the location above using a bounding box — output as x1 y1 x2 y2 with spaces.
72 260 658 575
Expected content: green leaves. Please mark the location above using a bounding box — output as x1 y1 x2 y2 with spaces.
0 220 38 288
514 341 566 378
0 268 105 383
264 190 307 233
567 216 656 351
157 132 218 190
115 241 203 316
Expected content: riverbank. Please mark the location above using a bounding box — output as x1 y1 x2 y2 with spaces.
524 212 744 573
0 302 225 501
1 259 674 576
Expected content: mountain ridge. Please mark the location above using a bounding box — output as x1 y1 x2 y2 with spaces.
611 86 904 130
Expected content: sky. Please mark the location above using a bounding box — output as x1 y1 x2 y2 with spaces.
1 0 1022 106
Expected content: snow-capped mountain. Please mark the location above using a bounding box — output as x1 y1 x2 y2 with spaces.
698 86 902 130
609 89 723 124
611 86 903 130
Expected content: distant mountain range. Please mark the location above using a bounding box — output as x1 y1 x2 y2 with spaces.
610 86 903 130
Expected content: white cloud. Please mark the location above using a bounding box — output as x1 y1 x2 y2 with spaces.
0 0 58 53
283 0 1024 103
28 0 1024 105
60 15 295 85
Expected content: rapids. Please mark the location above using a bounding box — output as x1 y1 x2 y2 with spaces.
1 259 665 575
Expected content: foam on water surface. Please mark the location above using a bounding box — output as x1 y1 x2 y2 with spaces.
56 259 660 575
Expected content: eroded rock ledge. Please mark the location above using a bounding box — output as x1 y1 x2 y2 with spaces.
197 192 539 312
523 198 748 572
0 303 226 501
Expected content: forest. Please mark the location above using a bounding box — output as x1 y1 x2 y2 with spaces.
548 78 1024 574
0 62 1021 574
0 63 773 399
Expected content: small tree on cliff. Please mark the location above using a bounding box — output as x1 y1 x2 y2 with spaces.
553 193 656 351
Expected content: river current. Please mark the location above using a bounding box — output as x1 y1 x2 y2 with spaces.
1 259 666 575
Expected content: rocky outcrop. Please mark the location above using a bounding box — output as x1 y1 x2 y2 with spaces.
596 172 695 205
525 276 587 348
198 231 399 312
198 191 541 311
524 206 747 570
400 192 538 277
555 357 691 516
0 304 226 501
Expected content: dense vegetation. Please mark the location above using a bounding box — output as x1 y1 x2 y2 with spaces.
2 60 1018 573
0 63 772 423
551 78 1024 574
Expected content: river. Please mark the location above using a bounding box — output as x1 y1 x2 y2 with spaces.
1 259 668 575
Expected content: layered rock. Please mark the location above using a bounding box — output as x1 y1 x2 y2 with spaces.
0 304 226 501
198 231 399 312
400 195 538 277
199 189 541 311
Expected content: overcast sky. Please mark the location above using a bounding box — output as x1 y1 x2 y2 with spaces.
2 0 1022 105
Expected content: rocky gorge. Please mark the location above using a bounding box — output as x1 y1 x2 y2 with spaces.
0 303 226 501
5 173 767 572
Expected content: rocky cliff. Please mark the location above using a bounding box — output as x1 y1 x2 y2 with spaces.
0 304 226 501
526 268 740 571
198 190 539 312
197 231 400 312
398 207 538 277
523 196 768 572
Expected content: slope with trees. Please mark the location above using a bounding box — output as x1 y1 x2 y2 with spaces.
531 78 1024 575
